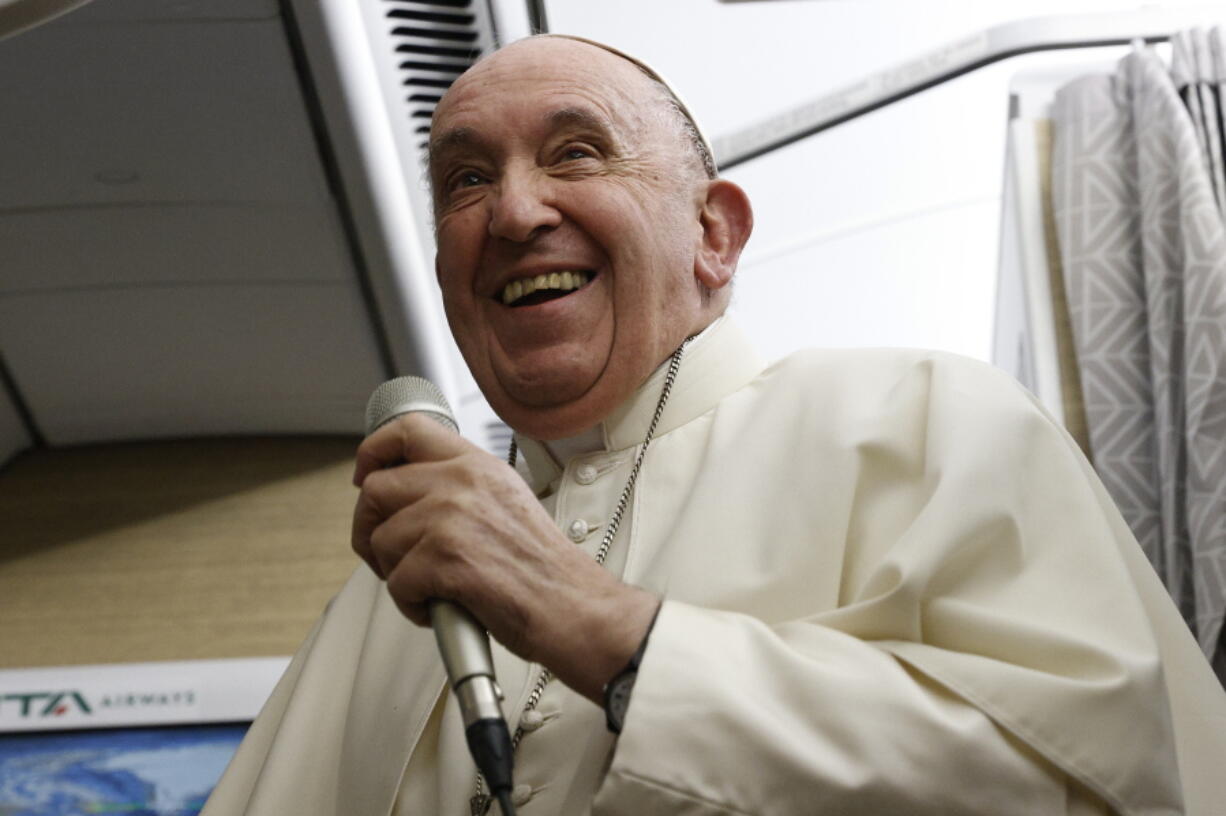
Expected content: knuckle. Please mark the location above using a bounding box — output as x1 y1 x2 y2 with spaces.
361 467 392 498
369 521 406 564
429 556 465 598
437 492 471 519
386 562 426 612
354 487 380 521
385 560 411 595
351 500 378 552
434 544 483 601
367 523 389 556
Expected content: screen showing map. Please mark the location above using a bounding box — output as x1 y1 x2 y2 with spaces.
0 722 248 816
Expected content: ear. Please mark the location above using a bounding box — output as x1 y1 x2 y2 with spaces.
693 179 753 292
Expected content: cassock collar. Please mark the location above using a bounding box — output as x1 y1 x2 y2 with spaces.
515 317 765 490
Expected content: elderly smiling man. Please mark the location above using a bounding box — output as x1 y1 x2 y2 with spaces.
203 34 1226 816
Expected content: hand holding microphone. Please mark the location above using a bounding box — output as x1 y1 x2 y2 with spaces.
351 377 664 811
359 377 514 809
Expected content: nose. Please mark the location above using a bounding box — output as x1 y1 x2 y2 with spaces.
488 166 561 242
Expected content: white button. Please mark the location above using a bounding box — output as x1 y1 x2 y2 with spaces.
519 709 545 731
512 784 534 807
567 519 589 542
575 464 598 485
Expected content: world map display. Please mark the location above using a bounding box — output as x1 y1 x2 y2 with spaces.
0 723 247 816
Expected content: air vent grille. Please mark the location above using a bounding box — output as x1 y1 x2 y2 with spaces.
357 0 523 455
382 0 489 149
388 9 476 25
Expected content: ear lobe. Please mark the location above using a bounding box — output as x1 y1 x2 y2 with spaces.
694 180 753 291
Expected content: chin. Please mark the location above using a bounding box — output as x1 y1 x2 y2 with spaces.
500 368 595 409
489 352 602 408
491 384 615 441
480 344 651 440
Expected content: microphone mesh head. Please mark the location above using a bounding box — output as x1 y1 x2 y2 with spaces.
364 376 458 436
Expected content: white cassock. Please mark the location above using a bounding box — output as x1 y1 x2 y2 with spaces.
202 318 1226 816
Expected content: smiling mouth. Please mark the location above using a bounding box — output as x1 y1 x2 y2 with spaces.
500 270 593 307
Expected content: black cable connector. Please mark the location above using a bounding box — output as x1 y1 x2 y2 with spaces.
466 717 515 814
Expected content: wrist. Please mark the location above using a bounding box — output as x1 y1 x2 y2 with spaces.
603 600 661 733
543 580 660 704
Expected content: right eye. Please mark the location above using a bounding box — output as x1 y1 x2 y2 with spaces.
452 170 487 190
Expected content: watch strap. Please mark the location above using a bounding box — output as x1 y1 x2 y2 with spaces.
603 601 662 733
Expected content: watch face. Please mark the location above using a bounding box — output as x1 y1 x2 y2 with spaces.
607 671 636 731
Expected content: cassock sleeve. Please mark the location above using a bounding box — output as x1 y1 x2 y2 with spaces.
595 601 1111 815
592 352 1202 816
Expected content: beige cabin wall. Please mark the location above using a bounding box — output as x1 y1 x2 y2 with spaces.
0 437 363 668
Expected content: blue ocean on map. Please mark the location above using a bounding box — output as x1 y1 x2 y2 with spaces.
0 723 247 816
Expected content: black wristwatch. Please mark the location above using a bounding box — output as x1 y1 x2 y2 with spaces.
603 603 661 734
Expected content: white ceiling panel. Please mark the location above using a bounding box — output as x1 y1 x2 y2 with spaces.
0 284 386 444
0 204 352 292
0 14 328 209
0 3 408 450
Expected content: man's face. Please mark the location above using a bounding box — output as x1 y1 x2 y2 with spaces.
429 38 716 439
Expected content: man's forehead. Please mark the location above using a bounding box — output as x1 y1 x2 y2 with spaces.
428 35 715 177
429 48 656 168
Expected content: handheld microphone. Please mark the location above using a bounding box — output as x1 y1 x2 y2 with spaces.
364 377 515 806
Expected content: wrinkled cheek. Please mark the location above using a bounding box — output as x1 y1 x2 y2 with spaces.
434 211 485 279
433 282 490 385
434 250 483 333
436 286 467 339
443 305 487 371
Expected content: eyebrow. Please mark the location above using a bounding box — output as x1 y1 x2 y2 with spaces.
428 126 483 171
546 106 617 137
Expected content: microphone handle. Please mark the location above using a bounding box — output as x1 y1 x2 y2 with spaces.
429 598 501 719
429 599 515 796
362 376 515 800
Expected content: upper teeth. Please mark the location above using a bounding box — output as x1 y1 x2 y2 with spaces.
502 271 590 305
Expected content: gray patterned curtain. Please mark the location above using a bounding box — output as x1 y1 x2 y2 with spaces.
1051 28 1226 682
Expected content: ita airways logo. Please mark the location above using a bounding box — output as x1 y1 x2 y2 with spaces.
0 690 93 719
0 680 201 730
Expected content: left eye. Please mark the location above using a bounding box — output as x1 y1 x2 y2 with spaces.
563 148 592 161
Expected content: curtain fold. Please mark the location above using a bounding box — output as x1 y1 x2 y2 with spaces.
1051 28 1226 682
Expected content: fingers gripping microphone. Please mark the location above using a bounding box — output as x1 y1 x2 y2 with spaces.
365 377 515 806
